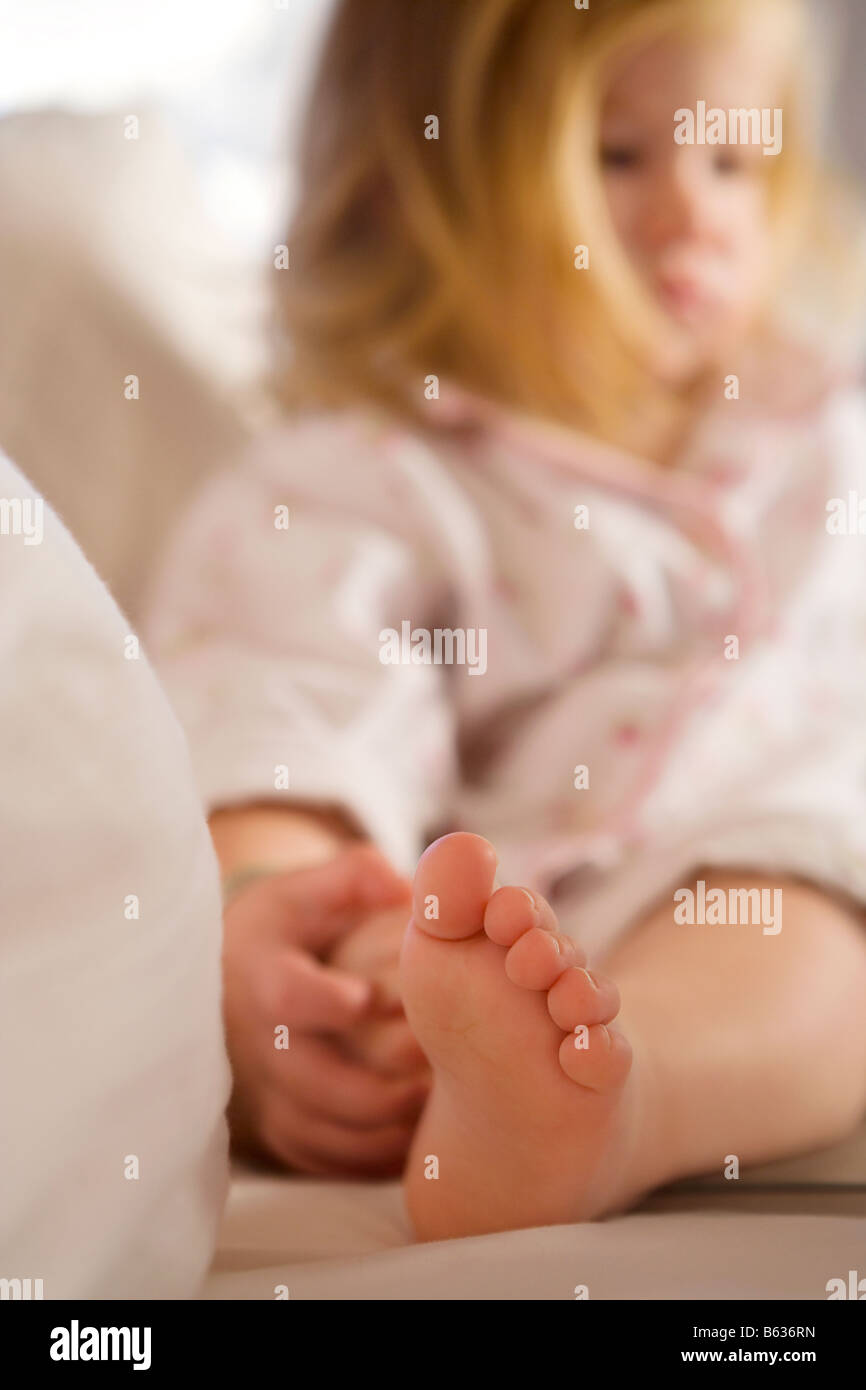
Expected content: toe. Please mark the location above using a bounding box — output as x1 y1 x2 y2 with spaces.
412 832 498 940
484 885 563 946
558 1023 632 1092
505 925 584 990
547 967 620 1031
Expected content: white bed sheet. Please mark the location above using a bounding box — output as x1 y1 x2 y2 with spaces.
205 1125 866 1301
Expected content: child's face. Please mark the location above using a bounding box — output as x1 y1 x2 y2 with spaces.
599 31 783 365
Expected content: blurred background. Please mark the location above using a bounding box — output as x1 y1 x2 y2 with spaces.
0 0 864 616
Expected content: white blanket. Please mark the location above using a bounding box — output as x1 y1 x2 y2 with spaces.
0 451 230 1298
205 1162 866 1300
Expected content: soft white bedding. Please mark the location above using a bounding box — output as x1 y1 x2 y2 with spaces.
0 452 230 1298
206 1120 866 1301
205 1163 865 1300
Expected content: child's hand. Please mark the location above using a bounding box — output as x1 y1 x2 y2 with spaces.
328 902 430 1078
222 845 427 1176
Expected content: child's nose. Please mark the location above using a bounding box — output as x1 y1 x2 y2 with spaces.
644 158 712 248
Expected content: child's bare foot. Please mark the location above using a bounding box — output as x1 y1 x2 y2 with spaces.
401 833 654 1240
329 902 430 1078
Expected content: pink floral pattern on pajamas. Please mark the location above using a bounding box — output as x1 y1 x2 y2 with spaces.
145 368 866 954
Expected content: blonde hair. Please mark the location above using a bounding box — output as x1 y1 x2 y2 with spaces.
275 0 863 451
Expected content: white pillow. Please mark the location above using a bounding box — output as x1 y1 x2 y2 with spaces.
0 451 230 1298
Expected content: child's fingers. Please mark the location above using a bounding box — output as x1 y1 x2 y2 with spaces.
274 949 373 1030
369 964 403 1013
342 1014 429 1077
328 905 411 982
262 1100 416 1178
280 1035 428 1129
274 845 411 949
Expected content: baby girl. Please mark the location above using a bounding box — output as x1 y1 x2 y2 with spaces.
146 0 866 1237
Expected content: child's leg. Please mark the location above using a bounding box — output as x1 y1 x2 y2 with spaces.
401 834 866 1241
601 867 866 1181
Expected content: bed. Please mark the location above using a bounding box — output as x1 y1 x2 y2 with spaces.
206 1125 866 1298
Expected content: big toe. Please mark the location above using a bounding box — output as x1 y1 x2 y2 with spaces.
412 832 498 940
